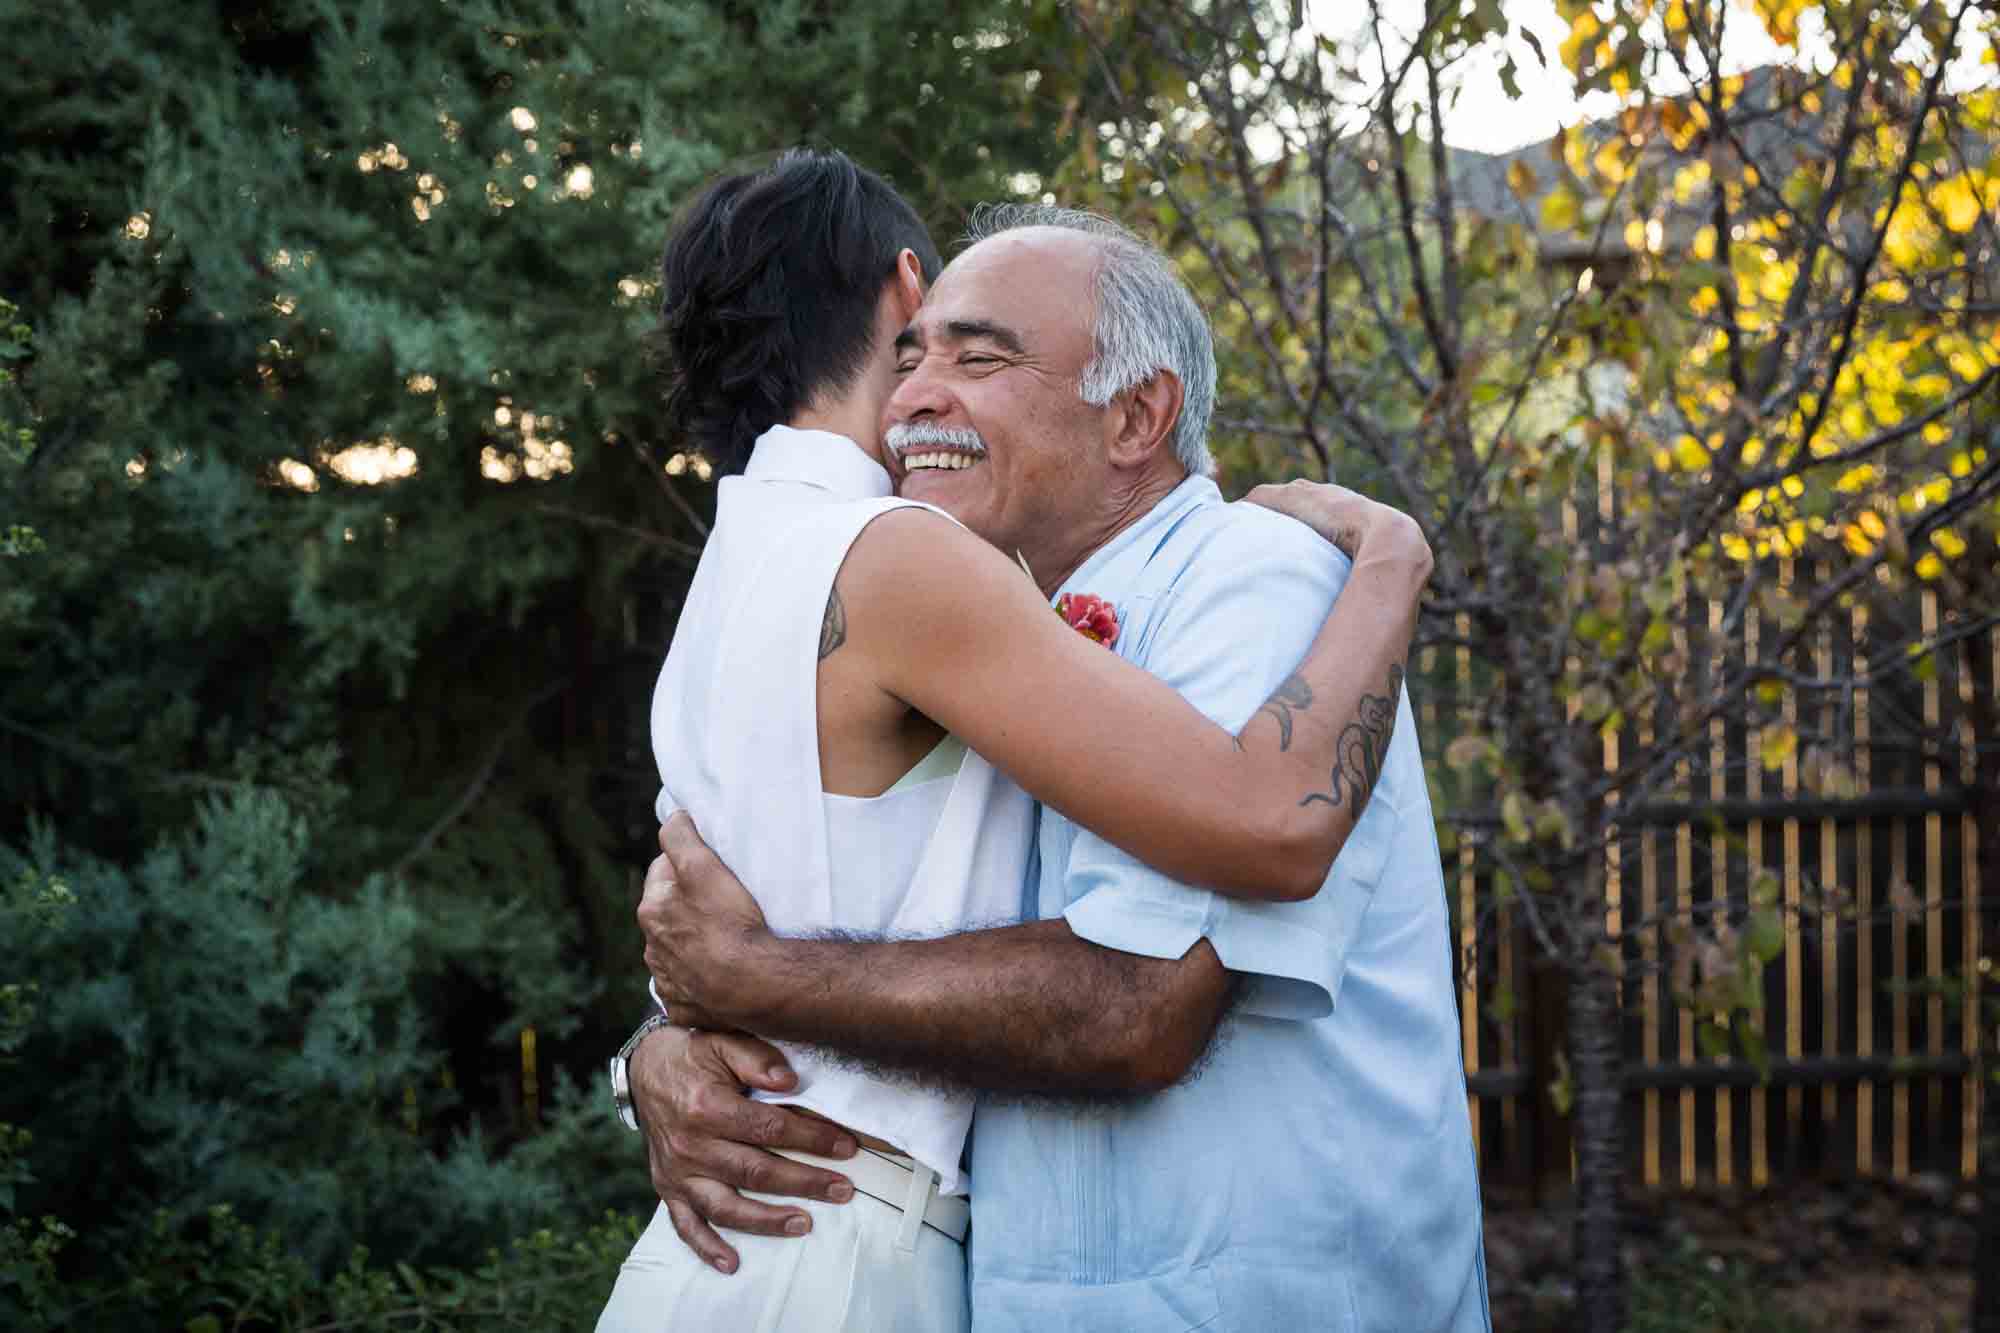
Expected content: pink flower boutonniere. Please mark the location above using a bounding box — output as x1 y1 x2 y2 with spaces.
1056 592 1120 648
1014 551 1119 648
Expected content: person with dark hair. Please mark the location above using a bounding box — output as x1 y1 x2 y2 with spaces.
656 149 943 476
598 151 1453 1332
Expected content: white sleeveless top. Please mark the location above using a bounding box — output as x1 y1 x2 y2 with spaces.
650 426 1033 1194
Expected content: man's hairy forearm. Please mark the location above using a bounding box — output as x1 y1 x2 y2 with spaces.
729 920 1230 1096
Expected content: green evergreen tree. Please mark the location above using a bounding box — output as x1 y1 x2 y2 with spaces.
0 0 1077 1317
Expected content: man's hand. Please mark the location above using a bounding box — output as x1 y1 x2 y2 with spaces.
639 814 768 1028
629 1024 861 1274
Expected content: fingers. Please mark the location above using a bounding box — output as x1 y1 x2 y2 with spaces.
679 1075 857 1158
688 1141 855 1202
664 1195 740 1275
682 1175 819 1237
700 1030 799 1095
660 810 721 880
638 853 675 923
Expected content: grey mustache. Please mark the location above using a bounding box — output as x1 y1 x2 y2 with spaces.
886 423 987 455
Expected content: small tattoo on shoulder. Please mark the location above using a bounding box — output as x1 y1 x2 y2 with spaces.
819 587 847 660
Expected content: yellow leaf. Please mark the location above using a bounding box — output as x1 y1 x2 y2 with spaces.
1674 435 1711 470
1541 185 1579 231
1624 218 1648 251
1593 138 1629 183
1692 224 1716 259
1915 552 1944 579
1842 524 1874 556
1738 487 1765 514
1758 262 1792 303
1781 474 1804 498
1933 175 1982 233
1721 532 1752 561
1858 509 1886 539
1933 528 1967 558
1760 726 1798 769
1835 464 1879 493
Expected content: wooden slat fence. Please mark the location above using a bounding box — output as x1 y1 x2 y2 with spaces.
1439 591 1991 1193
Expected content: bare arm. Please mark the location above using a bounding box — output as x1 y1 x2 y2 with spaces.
650 825 1232 1094
841 484 1427 903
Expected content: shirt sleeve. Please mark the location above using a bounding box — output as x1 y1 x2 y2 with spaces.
1058 511 1402 1021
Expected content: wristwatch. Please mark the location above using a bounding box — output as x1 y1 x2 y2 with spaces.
610 1013 677 1132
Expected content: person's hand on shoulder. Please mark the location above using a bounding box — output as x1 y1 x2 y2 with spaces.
1245 479 1432 581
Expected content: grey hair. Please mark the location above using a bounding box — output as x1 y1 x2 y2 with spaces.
962 203 1217 477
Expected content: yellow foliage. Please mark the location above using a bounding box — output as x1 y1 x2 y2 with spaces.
1932 174 1983 233
1835 464 1880 493
1916 553 1944 579
1561 10 1601 70
1739 487 1764 513
1721 532 1752 561
1858 510 1887 540
1692 224 1716 259
1690 285 1720 315
1884 203 1931 268
1932 528 1968 559
1755 0 1805 45
1757 262 1792 304
1843 524 1875 556
1674 435 1712 470
1781 475 1804 499
1624 218 1648 251
1593 138 1629 183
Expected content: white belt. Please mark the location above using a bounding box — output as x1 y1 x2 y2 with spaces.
774 1147 970 1247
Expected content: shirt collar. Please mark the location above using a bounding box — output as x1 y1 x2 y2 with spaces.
742 424 894 500
1056 472 1221 598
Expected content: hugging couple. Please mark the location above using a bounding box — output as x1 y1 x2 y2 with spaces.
595 148 1489 1332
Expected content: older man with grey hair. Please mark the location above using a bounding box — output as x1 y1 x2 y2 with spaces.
632 203 1491 1332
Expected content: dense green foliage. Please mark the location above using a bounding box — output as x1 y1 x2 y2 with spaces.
0 0 1072 1322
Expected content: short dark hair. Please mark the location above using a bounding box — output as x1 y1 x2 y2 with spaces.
656 149 942 473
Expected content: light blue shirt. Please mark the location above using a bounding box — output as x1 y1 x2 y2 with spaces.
967 475 1491 1332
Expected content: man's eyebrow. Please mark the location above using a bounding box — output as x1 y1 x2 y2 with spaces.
942 319 1026 355
894 325 923 352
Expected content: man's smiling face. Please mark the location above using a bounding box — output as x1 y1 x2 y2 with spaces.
884 228 1109 564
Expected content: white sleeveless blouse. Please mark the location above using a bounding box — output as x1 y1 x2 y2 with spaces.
650 427 1032 1194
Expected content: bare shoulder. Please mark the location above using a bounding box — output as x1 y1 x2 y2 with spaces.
838 504 1020 609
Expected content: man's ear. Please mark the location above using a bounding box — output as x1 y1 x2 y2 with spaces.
893 248 926 322
1105 369 1186 470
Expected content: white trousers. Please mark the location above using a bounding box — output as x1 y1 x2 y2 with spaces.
595 1157 968 1333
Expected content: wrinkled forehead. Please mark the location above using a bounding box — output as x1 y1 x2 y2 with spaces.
913 228 1100 353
